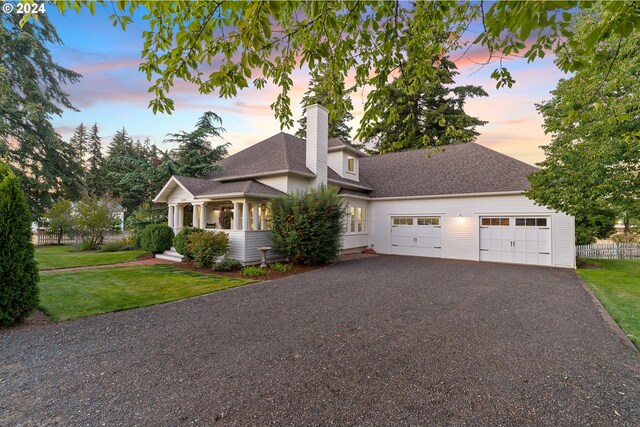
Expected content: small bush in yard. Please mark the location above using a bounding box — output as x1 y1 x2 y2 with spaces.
100 241 126 252
270 262 293 273
173 227 204 259
213 257 243 272
140 224 174 254
241 266 268 277
0 163 39 326
270 185 346 264
187 231 230 268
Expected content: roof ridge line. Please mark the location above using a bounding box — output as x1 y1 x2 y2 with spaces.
281 133 291 170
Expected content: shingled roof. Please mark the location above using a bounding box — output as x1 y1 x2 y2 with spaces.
157 136 536 202
359 143 537 198
173 176 286 198
207 133 314 180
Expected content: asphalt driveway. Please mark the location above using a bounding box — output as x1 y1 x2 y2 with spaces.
1 256 639 426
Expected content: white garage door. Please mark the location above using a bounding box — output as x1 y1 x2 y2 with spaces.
391 217 441 258
479 217 551 266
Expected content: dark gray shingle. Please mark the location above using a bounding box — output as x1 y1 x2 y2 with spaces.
359 143 537 198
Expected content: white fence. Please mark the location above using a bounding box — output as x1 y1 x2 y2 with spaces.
34 230 129 246
576 243 640 259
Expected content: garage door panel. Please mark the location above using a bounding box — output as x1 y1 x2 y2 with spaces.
481 217 552 267
391 217 441 258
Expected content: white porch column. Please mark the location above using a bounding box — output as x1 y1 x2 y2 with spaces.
168 205 175 228
261 204 268 230
199 203 207 229
176 205 184 230
242 202 249 231
192 204 198 228
233 202 240 231
252 203 260 231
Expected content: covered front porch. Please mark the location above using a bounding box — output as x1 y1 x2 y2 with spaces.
167 198 275 264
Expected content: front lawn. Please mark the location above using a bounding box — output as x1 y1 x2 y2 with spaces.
35 245 146 270
577 259 640 349
39 265 255 321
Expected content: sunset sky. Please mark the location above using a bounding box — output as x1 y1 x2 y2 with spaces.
46 5 568 166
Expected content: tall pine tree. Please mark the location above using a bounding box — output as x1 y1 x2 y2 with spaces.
0 13 83 216
358 54 488 153
167 112 229 177
86 123 105 197
69 123 88 167
295 75 355 144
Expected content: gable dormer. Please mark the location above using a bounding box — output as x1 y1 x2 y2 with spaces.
327 138 367 181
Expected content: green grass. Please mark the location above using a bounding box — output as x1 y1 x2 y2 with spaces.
577 259 640 349
39 265 255 321
35 245 146 270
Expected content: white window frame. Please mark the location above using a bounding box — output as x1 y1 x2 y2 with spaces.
346 155 355 174
345 205 367 234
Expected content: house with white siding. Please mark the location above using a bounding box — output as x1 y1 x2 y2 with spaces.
153 104 576 268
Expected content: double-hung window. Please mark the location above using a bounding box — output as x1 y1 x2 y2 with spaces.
346 205 367 234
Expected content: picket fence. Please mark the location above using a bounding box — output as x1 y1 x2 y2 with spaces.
575 243 640 259
34 230 129 246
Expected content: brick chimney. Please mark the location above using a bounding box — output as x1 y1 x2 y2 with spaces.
305 104 328 187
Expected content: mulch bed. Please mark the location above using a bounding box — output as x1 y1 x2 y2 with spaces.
173 260 326 280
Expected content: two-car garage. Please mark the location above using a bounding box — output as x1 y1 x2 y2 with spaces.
390 215 554 267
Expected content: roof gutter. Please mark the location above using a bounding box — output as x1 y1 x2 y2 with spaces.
214 169 316 182
367 190 526 201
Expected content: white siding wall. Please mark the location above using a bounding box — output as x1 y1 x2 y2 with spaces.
257 175 288 193
328 152 342 177
167 186 192 204
287 176 313 194
328 151 359 181
368 194 575 268
243 231 278 263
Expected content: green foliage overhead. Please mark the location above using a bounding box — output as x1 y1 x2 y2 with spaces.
270 186 346 264
186 231 230 268
50 1 640 135
360 56 488 153
0 163 39 326
1 13 82 216
527 17 640 242
140 224 174 254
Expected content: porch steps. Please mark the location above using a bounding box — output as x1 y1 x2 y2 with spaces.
156 247 185 262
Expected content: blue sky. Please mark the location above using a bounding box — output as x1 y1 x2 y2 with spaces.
44 3 567 165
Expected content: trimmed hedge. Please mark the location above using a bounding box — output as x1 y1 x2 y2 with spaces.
173 227 203 259
0 163 39 326
270 185 345 264
140 224 174 254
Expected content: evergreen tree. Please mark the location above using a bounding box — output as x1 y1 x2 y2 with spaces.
69 123 88 167
295 71 355 144
358 55 488 153
86 123 105 197
167 112 230 177
0 12 82 217
0 163 39 326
